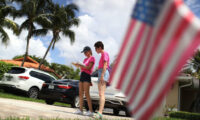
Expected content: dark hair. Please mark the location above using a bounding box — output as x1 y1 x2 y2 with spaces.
94 41 104 49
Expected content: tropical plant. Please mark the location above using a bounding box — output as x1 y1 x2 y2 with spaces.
50 63 80 80
0 0 18 45
12 0 51 67
38 2 79 69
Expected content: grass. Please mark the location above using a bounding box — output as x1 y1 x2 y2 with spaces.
153 117 185 120
0 117 95 120
0 90 70 107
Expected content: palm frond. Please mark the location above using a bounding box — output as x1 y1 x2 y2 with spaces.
32 29 48 37
3 18 19 35
0 5 15 18
19 19 29 33
0 26 9 45
34 14 52 28
62 29 75 44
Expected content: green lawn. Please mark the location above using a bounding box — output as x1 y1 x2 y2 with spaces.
0 91 70 107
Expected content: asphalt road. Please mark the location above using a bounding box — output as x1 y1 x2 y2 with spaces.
0 98 133 120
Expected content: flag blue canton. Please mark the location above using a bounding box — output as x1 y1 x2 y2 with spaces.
184 0 200 19
131 0 166 26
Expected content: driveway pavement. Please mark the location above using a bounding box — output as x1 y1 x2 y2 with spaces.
0 98 133 120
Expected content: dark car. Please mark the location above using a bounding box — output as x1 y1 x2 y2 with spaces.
39 79 79 108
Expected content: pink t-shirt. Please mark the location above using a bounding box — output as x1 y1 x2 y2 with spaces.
98 51 110 69
81 56 95 75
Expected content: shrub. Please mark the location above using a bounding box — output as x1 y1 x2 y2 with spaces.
169 111 200 120
0 61 16 80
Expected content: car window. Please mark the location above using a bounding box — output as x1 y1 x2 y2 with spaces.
7 67 25 74
29 71 54 83
91 71 98 77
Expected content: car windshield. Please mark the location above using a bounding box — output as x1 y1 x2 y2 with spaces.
7 67 25 74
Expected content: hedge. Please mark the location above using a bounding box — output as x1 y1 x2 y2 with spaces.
169 111 200 120
0 61 16 80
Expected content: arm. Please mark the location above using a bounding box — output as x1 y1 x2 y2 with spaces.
78 62 94 70
100 61 107 81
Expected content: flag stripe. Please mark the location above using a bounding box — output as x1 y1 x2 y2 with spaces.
109 20 140 88
126 1 178 103
135 4 196 119
125 1 176 97
116 0 173 95
116 23 146 89
138 24 198 120
130 9 192 114
109 20 135 85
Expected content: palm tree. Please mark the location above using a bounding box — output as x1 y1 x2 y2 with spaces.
38 3 79 69
0 0 18 45
13 0 51 67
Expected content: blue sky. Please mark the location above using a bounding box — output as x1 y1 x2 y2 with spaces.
0 0 135 68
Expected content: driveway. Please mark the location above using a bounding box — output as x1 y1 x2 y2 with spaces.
0 98 133 119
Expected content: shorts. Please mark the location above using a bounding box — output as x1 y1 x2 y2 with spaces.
80 72 91 83
98 69 110 83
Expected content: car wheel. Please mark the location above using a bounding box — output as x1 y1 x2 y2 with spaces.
28 87 39 99
113 109 120 116
85 102 97 112
125 109 131 117
45 99 55 105
71 96 79 108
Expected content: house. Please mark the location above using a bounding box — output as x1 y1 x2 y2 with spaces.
154 74 200 117
0 56 61 79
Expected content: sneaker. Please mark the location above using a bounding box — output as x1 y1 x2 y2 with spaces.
74 109 83 115
85 111 94 116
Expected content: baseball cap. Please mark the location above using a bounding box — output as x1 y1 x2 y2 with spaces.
81 46 91 53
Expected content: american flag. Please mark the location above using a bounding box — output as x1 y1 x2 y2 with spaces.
109 0 200 119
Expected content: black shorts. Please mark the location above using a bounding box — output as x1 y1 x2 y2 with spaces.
80 72 91 83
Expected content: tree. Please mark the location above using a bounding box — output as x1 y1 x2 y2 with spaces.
38 2 79 69
13 0 51 67
0 0 18 45
50 63 80 80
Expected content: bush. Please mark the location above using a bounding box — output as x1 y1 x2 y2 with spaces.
169 111 200 120
0 61 16 80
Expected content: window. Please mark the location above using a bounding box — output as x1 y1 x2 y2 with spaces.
91 71 98 77
30 71 55 83
7 67 25 74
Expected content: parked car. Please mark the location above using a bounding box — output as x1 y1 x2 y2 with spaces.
0 66 56 98
84 71 130 117
39 79 79 108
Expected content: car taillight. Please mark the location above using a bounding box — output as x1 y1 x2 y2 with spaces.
58 85 72 89
42 83 47 87
18 76 29 80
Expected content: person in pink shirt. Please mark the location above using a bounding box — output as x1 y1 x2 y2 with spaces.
94 41 110 119
74 46 95 116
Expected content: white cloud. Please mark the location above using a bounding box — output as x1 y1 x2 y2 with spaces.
0 17 52 62
56 0 136 66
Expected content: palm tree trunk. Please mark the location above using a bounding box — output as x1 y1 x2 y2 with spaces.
38 37 54 69
21 29 31 67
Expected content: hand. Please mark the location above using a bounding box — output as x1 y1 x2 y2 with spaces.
72 62 80 68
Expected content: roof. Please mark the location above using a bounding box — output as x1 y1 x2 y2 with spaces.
0 56 61 79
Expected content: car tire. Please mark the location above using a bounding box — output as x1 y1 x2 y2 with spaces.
71 96 80 108
85 102 97 112
125 109 131 117
28 87 39 99
45 99 55 105
113 109 120 116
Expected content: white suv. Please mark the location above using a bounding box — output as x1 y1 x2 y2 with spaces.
0 67 56 98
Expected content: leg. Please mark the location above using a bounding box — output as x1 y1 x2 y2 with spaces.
98 81 106 114
83 82 93 112
79 82 84 111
